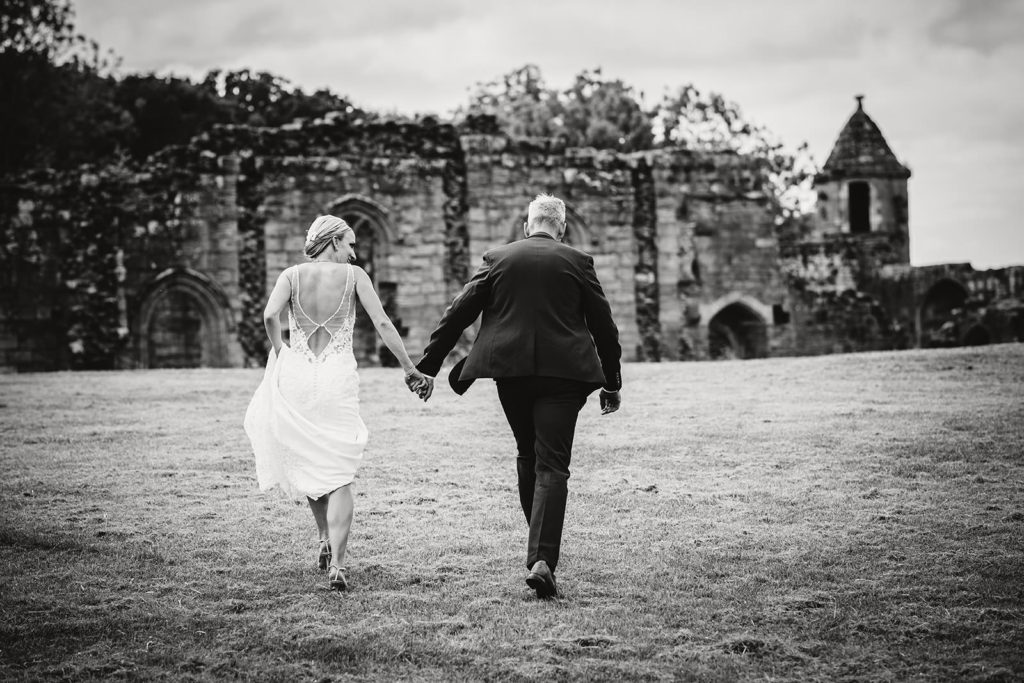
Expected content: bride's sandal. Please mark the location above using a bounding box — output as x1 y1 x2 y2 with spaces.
328 564 348 592
317 540 331 571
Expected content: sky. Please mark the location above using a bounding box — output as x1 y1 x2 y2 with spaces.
74 0 1024 269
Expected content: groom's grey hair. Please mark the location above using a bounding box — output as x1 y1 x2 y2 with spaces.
527 194 566 232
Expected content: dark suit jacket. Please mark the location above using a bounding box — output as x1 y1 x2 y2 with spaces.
417 233 621 391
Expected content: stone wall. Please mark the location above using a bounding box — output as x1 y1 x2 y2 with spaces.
3 114 1021 372
1 153 244 371
652 150 791 360
461 135 641 361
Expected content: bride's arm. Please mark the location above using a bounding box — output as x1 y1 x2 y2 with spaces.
352 267 417 374
263 270 291 354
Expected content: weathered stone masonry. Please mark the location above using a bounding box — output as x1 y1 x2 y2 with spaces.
1 99 1021 371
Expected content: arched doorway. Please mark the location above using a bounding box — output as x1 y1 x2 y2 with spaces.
136 269 235 368
708 303 768 360
326 195 401 366
147 289 203 367
919 279 968 348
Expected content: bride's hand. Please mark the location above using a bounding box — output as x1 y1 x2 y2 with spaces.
404 369 434 402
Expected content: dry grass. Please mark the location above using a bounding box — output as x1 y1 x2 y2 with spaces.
1 344 1023 681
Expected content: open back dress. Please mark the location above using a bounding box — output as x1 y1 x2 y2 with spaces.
244 263 368 500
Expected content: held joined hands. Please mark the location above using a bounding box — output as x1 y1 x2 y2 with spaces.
404 369 434 402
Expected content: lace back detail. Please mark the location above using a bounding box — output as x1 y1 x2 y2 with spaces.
288 264 356 363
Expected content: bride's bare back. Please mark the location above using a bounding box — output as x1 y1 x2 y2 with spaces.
289 263 355 358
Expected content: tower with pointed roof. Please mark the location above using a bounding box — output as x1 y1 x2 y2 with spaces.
814 95 911 263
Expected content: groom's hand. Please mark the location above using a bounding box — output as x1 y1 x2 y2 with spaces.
599 389 620 415
420 376 434 401
405 370 434 402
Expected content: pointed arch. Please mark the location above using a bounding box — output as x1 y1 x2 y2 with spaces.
325 194 396 244
707 300 769 360
134 268 236 368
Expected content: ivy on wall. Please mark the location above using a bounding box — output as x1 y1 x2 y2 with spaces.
1 153 197 369
442 145 470 296
631 157 661 361
235 152 268 366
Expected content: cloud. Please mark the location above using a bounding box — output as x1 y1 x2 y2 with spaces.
929 0 1024 53
70 0 1024 268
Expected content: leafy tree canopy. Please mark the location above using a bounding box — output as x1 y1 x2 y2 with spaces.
0 0 367 176
458 64 652 151
460 64 814 221
1 4 812 220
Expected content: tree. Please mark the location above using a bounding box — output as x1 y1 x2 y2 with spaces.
654 85 815 222
458 64 651 151
0 0 125 174
115 74 232 159
560 68 652 151
458 64 562 139
198 69 366 128
461 65 813 222
1 0 77 61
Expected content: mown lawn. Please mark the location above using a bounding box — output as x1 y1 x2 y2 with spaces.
1 345 1022 681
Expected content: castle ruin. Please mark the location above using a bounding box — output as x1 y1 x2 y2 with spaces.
1 97 1021 371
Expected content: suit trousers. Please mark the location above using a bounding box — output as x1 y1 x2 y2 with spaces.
495 376 595 572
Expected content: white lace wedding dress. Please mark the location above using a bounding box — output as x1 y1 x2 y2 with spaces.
244 263 368 500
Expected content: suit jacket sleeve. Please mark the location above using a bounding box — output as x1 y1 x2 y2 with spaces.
580 255 622 391
416 254 492 377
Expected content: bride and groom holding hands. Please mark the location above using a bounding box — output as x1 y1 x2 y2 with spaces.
245 194 622 597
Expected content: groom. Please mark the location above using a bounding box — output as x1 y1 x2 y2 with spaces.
412 193 621 598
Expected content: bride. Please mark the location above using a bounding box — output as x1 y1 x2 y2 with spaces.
244 215 431 591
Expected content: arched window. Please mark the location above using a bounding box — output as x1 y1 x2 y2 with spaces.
848 181 870 234
325 195 402 366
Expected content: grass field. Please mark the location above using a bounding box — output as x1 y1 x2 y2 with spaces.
1 344 1023 681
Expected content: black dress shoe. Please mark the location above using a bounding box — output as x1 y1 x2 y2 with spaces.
526 560 557 598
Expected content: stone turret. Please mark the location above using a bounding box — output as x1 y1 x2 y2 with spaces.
814 95 911 263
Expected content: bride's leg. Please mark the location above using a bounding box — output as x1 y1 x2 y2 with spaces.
307 495 329 542
308 495 331 569
326 484 354 567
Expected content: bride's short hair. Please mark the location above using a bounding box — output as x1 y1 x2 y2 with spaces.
304 215 351 259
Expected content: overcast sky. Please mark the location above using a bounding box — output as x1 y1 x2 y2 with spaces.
75 0 1024 269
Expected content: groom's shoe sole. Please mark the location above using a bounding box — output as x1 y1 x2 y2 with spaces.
526 561 557 599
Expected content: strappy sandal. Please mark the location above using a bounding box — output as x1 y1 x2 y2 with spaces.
317 540 331 571
328 564 348 592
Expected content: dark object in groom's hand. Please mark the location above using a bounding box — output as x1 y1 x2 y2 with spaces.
447 356 475 396
599 389 620 415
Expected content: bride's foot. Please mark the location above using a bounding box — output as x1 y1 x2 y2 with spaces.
317 540 331 571
328 564 347 592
